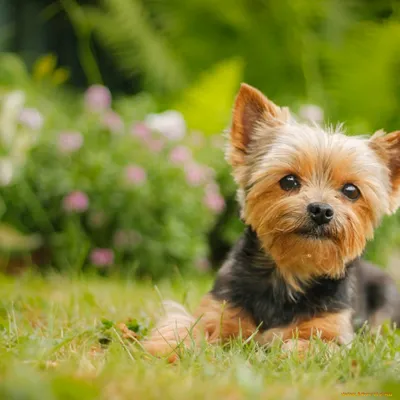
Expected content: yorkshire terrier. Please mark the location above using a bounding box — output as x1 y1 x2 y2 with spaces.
143 83 400 361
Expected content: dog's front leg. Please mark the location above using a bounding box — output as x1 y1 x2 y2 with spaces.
257 310 354 356
142 293 257 361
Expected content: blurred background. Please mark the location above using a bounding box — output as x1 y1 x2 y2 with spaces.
1 0 400 279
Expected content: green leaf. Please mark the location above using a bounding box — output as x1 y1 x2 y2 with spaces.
0 53 28 86
174 58 243 135
327 21 400 132
101 318 114 330
85 0 185 93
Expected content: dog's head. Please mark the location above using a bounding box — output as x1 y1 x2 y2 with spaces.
228 83 400 288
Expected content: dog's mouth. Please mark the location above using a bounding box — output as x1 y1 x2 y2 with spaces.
295 225 333 240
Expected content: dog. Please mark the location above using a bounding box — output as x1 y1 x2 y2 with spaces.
143 83 400 361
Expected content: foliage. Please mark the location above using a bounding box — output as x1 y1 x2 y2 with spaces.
0 78 228 278
84 0 186 93
174 58 243 135
32 54 70 87
2 0 400 271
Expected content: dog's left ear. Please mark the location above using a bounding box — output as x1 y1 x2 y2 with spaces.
370 130 400 213
229 83 289 168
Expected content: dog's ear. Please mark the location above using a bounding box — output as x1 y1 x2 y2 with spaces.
370 130 400 213
229 83 288 167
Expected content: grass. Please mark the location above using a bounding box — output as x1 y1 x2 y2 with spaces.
1 273 400 400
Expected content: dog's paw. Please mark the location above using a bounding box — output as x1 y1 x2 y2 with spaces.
142 338 181 363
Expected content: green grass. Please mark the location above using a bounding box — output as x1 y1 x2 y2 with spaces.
1 273 400 400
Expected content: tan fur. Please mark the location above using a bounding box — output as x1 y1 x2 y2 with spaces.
256 309 353 345
228 83 289 187
370 130 400 213
143 296 353 361
143 83 400 361
142 301 203 362
226 84 398 290
142 295 258 361
193 294 258 342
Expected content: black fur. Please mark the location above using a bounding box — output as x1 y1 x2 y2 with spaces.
211 227 400 331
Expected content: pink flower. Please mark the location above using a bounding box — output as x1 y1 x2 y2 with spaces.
90 248 114 266
57 131 83 154
125 165 147 185
204 188 225 213
84 85 111 112
19 108 44 130
131 122 151 140
185 163 207 186
169 145 192 165
62 191 89 212
102 111 124 133
113 229 142 249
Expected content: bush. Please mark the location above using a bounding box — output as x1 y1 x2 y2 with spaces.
0 85 227 278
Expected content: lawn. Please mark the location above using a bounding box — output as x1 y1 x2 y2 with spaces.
1 273 399 400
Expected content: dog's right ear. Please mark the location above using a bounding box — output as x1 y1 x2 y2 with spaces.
370 130 400 214
229 83 288 167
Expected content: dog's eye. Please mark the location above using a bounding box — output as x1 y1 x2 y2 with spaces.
279 175 301 191
341 183 360 200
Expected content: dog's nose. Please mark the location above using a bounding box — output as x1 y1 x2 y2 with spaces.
307 202 334 225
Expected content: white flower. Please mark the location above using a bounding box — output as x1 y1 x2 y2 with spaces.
0 90 26 148
0 158 14 186
19 108 44 131
299 104 324 123
145 110 186 141
4 91 25 113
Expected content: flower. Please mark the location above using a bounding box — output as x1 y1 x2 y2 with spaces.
204 187 225 213
299 104 324 123
102 110 124 133
57 131 83 154
131 122 151 140
62 191 89 212
0 90 25 147
185 163 207 186
113 229 142 249
90 248 114 266
0 158 14 186
145 110 186 140
169 145 192 165
84 85 111 112
125 165 147 185
19 108 44 131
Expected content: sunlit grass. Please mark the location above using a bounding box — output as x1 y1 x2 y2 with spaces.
0 273 399 400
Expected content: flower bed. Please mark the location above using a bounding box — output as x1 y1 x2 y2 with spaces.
0 85 229 278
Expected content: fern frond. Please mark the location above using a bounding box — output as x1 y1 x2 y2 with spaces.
85 0 186 94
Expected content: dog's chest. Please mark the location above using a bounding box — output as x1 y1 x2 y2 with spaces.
213 269 352 331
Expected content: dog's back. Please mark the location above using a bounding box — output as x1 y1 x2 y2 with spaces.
352 260 400 329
